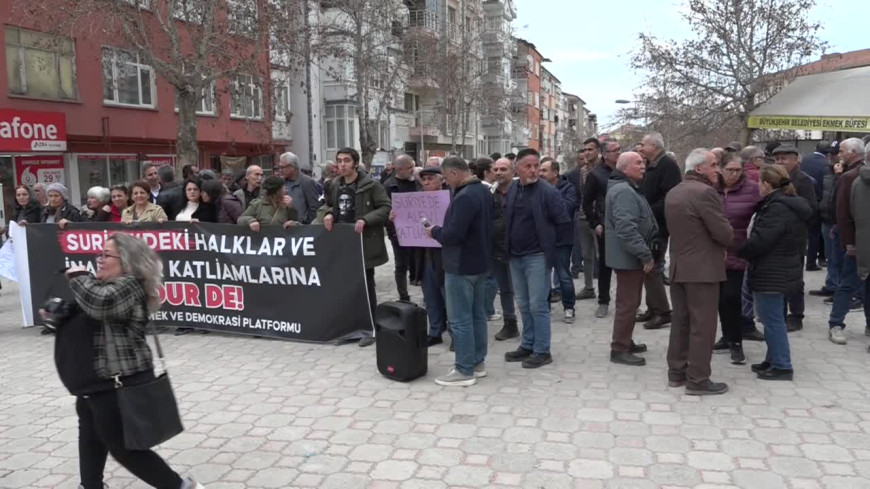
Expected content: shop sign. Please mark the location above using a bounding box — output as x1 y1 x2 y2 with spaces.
0 109 67 152
15 155 65 186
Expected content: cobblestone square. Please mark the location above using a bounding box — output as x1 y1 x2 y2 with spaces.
2 268 870 488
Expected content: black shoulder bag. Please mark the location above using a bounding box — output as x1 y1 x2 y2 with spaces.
108 325 184 450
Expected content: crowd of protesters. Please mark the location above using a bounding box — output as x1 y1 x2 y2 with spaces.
8 134 870 392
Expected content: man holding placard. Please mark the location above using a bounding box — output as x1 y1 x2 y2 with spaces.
384 155 421 302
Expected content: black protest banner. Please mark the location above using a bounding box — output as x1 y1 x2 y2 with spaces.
25 222 372 343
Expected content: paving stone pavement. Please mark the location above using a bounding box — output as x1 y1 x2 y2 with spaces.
2 267 870 489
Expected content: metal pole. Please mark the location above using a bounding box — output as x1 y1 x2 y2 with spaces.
420 109 425 163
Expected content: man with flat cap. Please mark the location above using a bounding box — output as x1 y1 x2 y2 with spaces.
772 144 818 332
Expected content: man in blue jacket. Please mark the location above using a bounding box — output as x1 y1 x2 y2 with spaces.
540 157 577 323
503 148 571 368
427 157 493 386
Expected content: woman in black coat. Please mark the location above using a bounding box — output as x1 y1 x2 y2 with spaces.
737 165 812 381
11 185 42 224
41 183 82 225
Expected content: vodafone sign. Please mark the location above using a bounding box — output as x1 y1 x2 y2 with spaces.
0 109 67 152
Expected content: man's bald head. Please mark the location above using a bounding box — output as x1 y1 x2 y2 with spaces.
616 151 646 183
394 154 416 180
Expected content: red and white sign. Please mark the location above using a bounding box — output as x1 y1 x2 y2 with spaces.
144 155 175 167
15 155 65 186
0 109 67 152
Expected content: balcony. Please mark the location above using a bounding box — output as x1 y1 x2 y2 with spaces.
408 10 439 34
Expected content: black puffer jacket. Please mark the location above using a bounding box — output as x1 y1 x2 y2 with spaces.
737 190 813 293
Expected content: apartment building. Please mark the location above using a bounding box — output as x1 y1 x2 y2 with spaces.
511 38 545 151
0 1 276 213
479 0 516 157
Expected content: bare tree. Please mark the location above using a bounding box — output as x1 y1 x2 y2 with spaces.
318 0 408 166
13 0 299 170
632 0 826 146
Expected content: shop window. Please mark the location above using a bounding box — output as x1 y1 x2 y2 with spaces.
101 47 155 108
230 74 263 119
76 155 139 205
5 26 77 100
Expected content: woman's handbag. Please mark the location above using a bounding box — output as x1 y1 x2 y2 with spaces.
113 334 184 450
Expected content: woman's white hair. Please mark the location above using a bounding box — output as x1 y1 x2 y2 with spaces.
87 186 111 204
684 148 711 173
110 232 164 313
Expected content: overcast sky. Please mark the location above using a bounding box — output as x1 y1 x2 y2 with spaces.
512 0 867 130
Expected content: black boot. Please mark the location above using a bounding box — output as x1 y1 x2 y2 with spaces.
495 319 519 341
729 342 745 365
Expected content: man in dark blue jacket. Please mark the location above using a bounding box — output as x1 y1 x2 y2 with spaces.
503 149 571 369
802 141 835 270
427 157 493 387
541 157 577 323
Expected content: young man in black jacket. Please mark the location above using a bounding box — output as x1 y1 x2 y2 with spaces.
582 139 615 318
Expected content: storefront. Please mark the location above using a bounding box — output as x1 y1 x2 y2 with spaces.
0 108 68 224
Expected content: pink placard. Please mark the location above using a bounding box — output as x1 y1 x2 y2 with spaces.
392 190 450 248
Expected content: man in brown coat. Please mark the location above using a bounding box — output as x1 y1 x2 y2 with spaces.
664 149 734 396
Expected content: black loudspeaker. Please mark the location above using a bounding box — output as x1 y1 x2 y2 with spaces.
375 301 428 382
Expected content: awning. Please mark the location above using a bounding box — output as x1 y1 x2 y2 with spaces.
747 66 870 133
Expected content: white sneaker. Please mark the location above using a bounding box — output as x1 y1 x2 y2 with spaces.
487 313 502 321
564 308 575 323
829 326 847 345
473 362 487 378
435 368 476 387
181 477 205 489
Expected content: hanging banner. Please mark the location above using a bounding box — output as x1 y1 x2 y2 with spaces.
0 109 67 151
391 190 450 248
22 222 372 343
15 155 65 186
747 115 870 132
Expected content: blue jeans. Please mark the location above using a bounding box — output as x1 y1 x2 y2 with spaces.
755 292 792 370
550 246 576 310
823 223 841 291
444 273 488 376
510 253 551 354
829 254 867 329
490 258 517 321
422 259 447 338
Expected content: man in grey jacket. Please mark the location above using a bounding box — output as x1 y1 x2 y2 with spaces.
605 152 657 366
278 152 321 224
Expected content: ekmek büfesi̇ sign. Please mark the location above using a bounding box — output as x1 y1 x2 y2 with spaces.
0 109 67 152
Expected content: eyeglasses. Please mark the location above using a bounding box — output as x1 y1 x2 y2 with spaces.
724 168 742 174
97 251 120 261
605 148 621 153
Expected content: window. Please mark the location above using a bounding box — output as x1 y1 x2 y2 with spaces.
231 74 263 119
325 104 357 150
487 57 500 75
174 83 215 115
75 154 139 205
375 120 390 149
171 0 203 22
272 78 291 122
121 0 151 7
228 0 258 36
6 26 77 100
102 47 155 108
404 93 419 112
